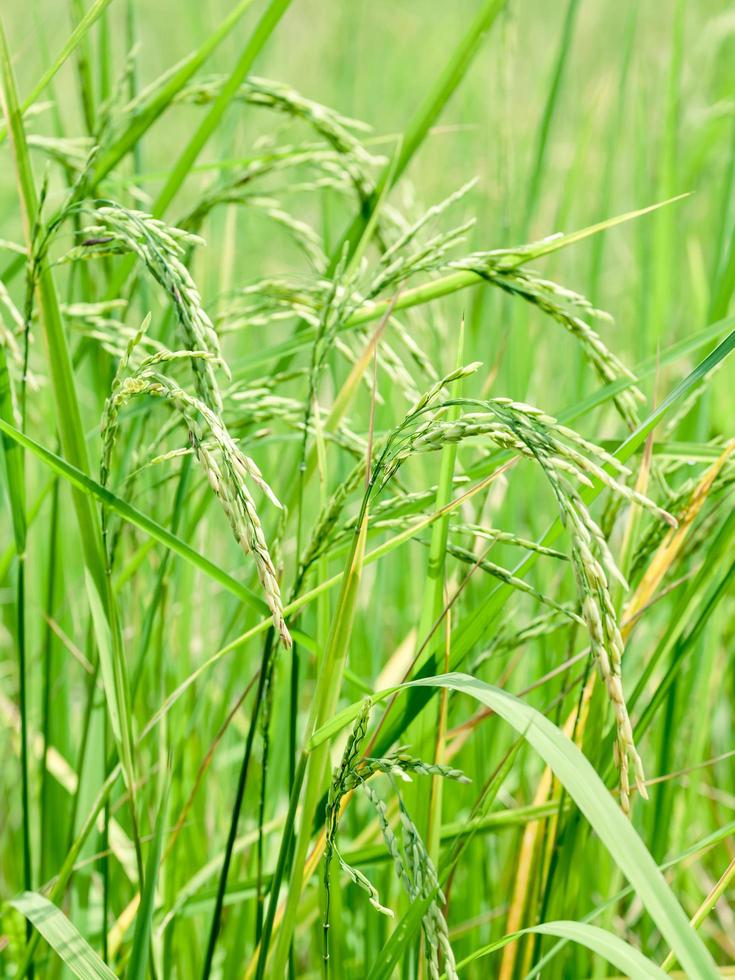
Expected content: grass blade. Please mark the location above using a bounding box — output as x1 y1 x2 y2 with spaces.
9 892 117 980
0 415 314 647
522 0 580 232
338 0 507 258
0 0 115 145
454 921 668 978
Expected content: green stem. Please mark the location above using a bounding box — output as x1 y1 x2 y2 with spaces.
337 0 507 258
68 0 97 133
260 508 369 977
39 476 60 882
17 541 32 951
154 0 293 217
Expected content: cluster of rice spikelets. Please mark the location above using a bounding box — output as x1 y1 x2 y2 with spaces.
297 364 482 578
292 334 675 809
297 454 368 579
54 200 294 646
63 299 165 360
215 185 639 441
371 388 675 811
471 607 578 672
216 182 477 401
175 74 382 205
53 168 674 815
183 145 365 232
362 782 458 980
99 326 291 648
176 75 378 167
453 251 644 427
425 402 673 807
217 277 327 334
225 385 366 457
187 190 328 271
0 279 25 371
324 700 466 978
68 203 225 412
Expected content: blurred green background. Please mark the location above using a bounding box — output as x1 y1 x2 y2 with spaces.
4 0 735 391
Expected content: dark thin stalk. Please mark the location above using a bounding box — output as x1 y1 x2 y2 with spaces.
200 632 276 980
287 644 299 980
288 645 299 801
16 204 34 973
255 631 276 943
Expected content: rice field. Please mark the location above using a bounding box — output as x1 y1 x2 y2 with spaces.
1 1 735 977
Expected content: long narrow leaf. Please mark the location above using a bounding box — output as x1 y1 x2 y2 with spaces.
89 0 259 186
10 892 117 980
0 0 115 145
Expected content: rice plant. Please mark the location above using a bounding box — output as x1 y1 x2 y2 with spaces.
1 1 735 978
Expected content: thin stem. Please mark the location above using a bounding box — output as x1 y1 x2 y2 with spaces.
200 631 275 980
39 476 60 882
255 632 276 944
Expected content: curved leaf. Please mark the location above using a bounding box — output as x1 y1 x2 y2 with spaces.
453 920 667 979
9 892 117 980
310 672 719 979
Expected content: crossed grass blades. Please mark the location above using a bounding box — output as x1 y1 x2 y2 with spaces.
1 1 734 978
